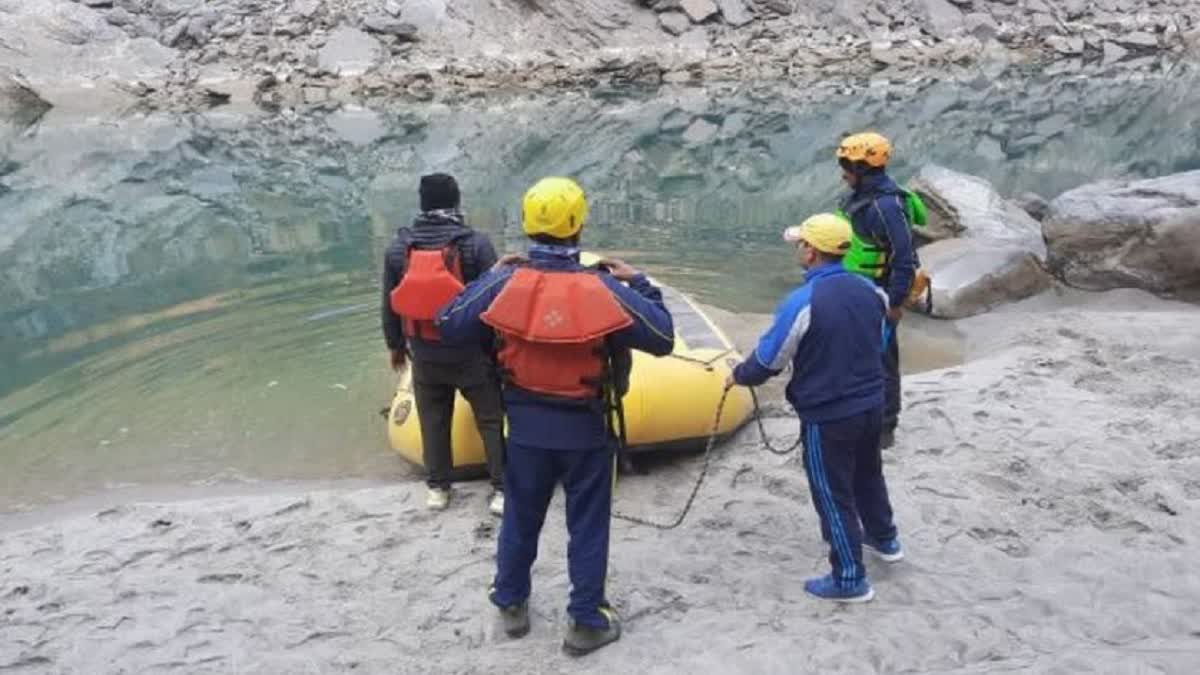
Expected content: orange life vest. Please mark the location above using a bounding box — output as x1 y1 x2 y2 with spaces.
389 245 465 342
480 267 633 400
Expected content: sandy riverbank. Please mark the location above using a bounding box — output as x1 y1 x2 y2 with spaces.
2 288 1199 673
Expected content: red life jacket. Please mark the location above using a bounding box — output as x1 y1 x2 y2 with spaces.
480 267 633 400
389 244 465 342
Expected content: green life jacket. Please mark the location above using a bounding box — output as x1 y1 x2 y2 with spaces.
836 189 927 280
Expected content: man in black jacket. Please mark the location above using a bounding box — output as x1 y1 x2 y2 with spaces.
382 173 506 515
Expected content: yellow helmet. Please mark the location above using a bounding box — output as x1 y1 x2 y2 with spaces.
522 177 589 239
836 132 892 168
783 213 853 256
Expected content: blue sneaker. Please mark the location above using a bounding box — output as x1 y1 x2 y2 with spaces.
804 574 875 603
864 536 904 563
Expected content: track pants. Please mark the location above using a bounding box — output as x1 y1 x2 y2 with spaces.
411 356 505 490
801 406 897 586
491 441 613 629
883 318 901 435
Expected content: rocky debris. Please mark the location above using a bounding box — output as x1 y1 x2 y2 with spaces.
923 0 966 39
659 11 692 36
0 0 1191 107
317 27 383 77
964 12 1000 40
1043 171 1200 294
1117 31 1160 50
362 15 418 40
680 0 720 23
1047 35 1085 55
716 0 755 27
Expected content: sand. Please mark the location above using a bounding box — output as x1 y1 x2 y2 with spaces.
3 288 1200 674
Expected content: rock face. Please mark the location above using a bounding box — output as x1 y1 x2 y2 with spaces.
1043 172 1200 294
906 165 1052 318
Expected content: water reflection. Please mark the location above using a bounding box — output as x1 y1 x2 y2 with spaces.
2 67 1199 511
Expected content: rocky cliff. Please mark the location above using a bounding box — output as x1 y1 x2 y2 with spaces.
2 0 1199 110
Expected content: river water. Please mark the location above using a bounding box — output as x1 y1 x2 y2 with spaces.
3 66 1200 513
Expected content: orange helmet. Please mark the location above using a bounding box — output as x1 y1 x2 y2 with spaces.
836 132 892 169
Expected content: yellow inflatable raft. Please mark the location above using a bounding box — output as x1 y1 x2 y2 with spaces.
386 255 753 476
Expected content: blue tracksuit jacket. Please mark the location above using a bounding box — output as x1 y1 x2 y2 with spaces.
436 245 675 451
732 262 887 422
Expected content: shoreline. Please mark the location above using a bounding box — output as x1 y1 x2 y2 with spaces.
2 289 1198 672
2 286 1194 525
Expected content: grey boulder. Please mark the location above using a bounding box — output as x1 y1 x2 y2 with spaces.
906 164 1051 318
1043 171 1200 294
917 239 1053 319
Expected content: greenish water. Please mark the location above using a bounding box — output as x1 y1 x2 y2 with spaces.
3 69 1200 513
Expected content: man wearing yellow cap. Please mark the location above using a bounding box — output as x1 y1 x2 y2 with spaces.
437 177 675 654
727 214 902 603
836 132 919 450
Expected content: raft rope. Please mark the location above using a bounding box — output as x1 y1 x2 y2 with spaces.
378 365 804 532
611 386 802 531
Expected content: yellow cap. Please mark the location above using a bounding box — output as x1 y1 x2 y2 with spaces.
521 177 589 239
783 213 853 255
836 131 892 168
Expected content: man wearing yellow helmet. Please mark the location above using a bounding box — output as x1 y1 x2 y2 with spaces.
836 131 919 449
437 177 675 655
727 213 902 603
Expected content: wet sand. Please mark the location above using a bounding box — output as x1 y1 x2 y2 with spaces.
3 289 1199 673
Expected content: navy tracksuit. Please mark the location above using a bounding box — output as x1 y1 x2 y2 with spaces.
437 245 675 628
840 172 919 435
733 262 898 586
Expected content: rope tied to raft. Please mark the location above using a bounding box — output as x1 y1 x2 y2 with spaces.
611 385 802 531
380 363 802 531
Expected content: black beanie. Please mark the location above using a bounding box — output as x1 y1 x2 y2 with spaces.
419 173 461 211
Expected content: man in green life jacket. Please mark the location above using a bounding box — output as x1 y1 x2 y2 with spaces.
834 132 922 450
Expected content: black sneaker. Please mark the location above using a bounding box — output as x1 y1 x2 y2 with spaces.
562 610 621 657
880 428 896 450
497 601 530 639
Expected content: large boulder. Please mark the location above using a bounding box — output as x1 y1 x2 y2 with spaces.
908 164 1047 256
918 240 1053 319
906 164 1052 318
0 1 175 110
1043 171 1200 294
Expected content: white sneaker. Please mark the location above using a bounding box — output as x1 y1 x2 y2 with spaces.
488 491 505 517
426 487 450 511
